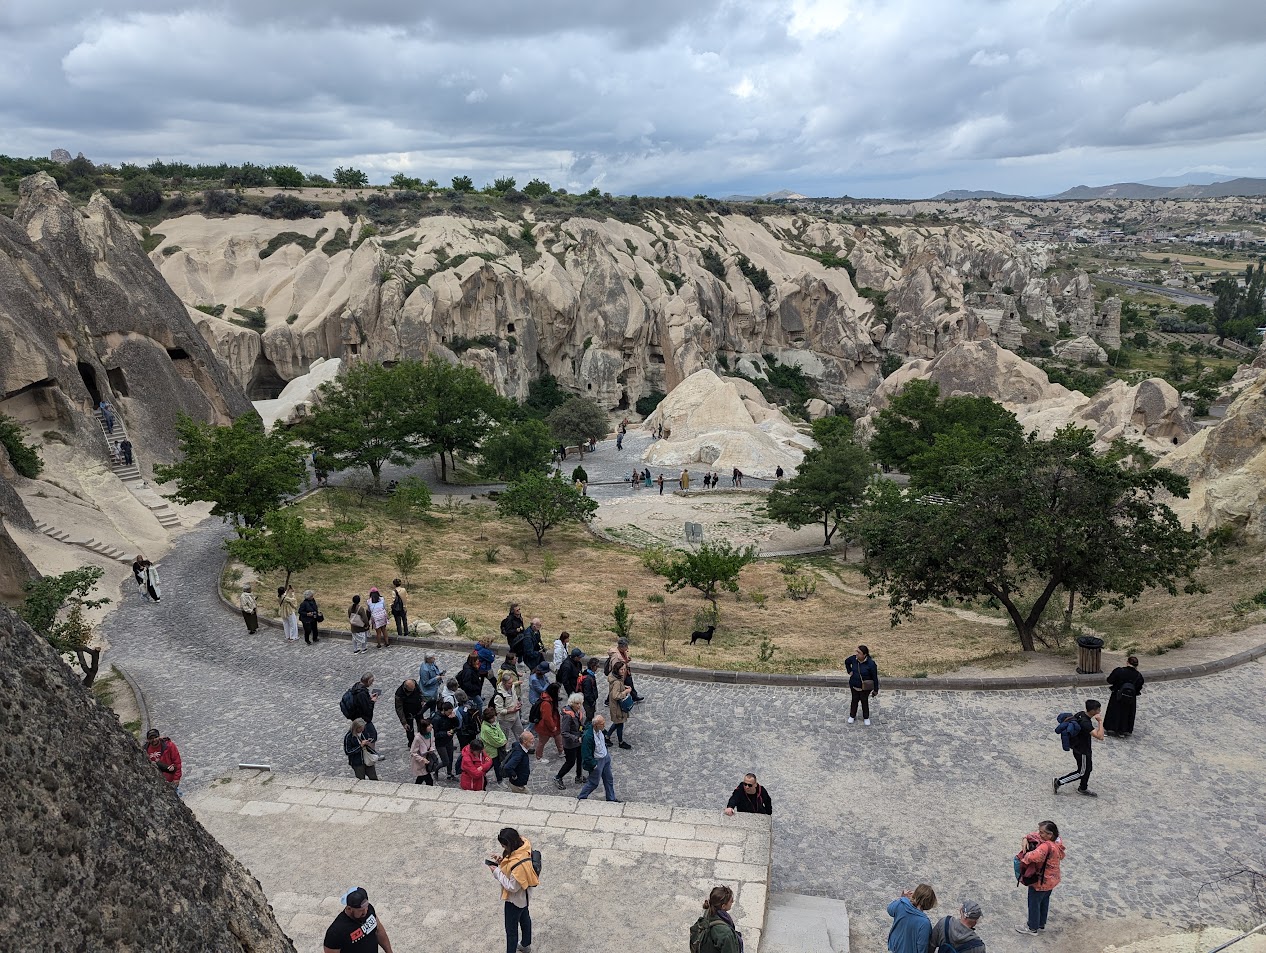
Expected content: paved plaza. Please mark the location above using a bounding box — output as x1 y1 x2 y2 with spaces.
103 520 1266 952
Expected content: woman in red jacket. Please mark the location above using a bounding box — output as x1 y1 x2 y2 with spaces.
533 682 563 760
1016 820 1065 935
460 738 494 791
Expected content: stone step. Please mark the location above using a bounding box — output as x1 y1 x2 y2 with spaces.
762 893 851 953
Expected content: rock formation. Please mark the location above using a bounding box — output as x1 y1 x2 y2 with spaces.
859 341 1197 454
642 369 814 477
253 357 342 431
0 174 252 469
1163 373 1266 539
1053 335 1109 364
0 607 294 952
151 204 1116 414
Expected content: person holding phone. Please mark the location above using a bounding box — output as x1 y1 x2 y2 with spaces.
1054 698 1106 795
1016 820 1064 935
845 644 880 725
487 827 539 953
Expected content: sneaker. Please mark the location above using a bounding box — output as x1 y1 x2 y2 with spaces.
1077 789 1098 797
847 717 855 724
863 719 871 726
1016 925 1039 935
554 778 565 790
619 742 632 749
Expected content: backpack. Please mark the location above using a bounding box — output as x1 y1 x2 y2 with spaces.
339 687 357 720
689 914 728 953
528 698 543 725
1054 711 1082 751
577 672 592 696
934 917 984 953
1115 679 1137 698
603 654 613 676
391 590 404 614
510 849 543 885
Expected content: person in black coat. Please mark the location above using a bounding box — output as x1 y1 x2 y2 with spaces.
724 774 773 815
557 647 584 695
457 651 485 703
845 644 880 725
298 590 321 644
394 678 425 746
501 603 526 652
1104 655 1145 737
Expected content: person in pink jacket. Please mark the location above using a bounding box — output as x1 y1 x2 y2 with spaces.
1016 820 1065 935
460 738 494 791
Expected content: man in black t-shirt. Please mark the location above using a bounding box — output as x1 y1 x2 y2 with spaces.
323 887 394 953
1054 698 1106 796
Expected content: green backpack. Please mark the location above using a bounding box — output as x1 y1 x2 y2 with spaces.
689 914 729 953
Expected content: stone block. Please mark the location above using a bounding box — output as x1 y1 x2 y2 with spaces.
440 787 487 804
497 809 551 829
664 839 718 860
318 792 368 811
622 835 667 854
453 803 491 820
563 830 615 849
269 773 318 789
326 810 374 826
362 796 412 814
670 807 724 826
548 813 598 831
352 780 399 796
735 881 767 924
276 787 326 806
619 802 674 820
713 861 768 882
405 800 456 818
481 790 526 807
573 799 624 816
239 800 290 817
528 794 576 813
594 816 647 835
644 821 696 840
464 820 505 839
393 784 442 801
188 794 244 814
587 848 639 868
286 805 334 824
308 777 358 793
694 824 750 845
718 845 745 863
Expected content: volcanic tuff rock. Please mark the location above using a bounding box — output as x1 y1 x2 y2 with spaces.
0 607 295 952
152 204 1115 412
0 174 251 470
860 341 1196 455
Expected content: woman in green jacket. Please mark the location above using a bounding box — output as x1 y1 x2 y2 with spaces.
480 704 508 784
690 885 742 953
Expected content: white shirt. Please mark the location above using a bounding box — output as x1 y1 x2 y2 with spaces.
553 640 569 668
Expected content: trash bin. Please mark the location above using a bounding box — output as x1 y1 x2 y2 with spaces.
1076 635 1105 674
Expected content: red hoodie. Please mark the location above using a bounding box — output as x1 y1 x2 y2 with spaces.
460 745 493 791
1019 833 1065 891
146 738 182 785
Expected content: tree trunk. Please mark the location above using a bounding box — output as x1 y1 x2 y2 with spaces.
439 452 448 483
823 515 836 546
369 461 382 489
1064 589 1076 630
986 585 1036 652
74 646 101 687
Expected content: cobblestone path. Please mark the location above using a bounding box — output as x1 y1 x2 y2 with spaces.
103 520 1266 952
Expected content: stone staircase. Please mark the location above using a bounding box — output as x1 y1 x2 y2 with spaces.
31 519 133 564
92 409 181 530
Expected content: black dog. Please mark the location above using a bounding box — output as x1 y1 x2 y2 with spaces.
689 625 715 645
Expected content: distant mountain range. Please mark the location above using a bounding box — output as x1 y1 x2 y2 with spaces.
931 175 1266 201
722 189 807 202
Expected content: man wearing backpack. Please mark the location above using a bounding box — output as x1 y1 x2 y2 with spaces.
341 673 379 727
578 657 600 722
929 900 986 952
1054 699 1106 796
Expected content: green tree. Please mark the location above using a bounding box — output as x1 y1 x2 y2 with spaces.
654 541 758 607
299 362 421 489
523 178 552 198
225 507 343 588
765 440 872 545
385 476 432 532
0 413 43 477
524 373 569 420
393 542 422 588
856 426 1206 652
334 166 369 188
390 173 424 190
496 472 598 545
404 358 505 482
478 418 554 481
19 566 110 686
451 175 474 192
269 165 304 188
154 414 308 533
810 415 855 449
492 176 516 193
120 173 164 214
548 396 608 456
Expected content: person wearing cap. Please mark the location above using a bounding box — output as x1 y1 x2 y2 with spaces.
557 647 584 695
238 583 258 634
552 630 571 668
322 887 394 953
527 662 551 708
418 652 445 718
145 728 182 789
930 900 985 952
724 773 772 816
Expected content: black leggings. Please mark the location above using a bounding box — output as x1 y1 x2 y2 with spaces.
555 747 583 781
436 737 455 777
302 618 319 643
393 611 408 639
414 773 434 785
849 689 870 720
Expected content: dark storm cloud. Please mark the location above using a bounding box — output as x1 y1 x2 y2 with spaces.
2 0 1264 198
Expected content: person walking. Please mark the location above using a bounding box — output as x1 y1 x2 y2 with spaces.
141 559 162 603
132 554 146 590
367 587 390 648
343 718 379 781
657 472 664 495
680 468 690 490
552 631 571 668
577 714 619 802
394 677 425 747
460 737 494 791
689 886 742 953
607 636 645 702
390 578 409 640
578 656 600 722
558 647 584 696
501 602 526 655
554 693 586 789
724 773 772 815
845 644 879 725
489 827 539 953
527 662 551 708
348 594 370 654
418 652 445 718
298 589 322 644
494 669 525 740
1015 821 1064 935
503 730 534 793
887 884 936 953
278 585 299 644
521 618 546 671
607 658 633 749
409 718 438 785
432 700 460 781
533 682 563 761
930 900 985 952
1054 699 1105 795
481 704 509 784
703 472 712 490
477 635 499 694
238 583 258 634
1104 656 1145 737
144 728 183 792
458 650 486 703
322 887 395 953
119 438 134 465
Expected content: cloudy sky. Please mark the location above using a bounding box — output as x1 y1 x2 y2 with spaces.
3 0 1265 198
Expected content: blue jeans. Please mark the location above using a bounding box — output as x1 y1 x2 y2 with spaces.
504 900 531 953
577 754 616 801
1027 887 1052 930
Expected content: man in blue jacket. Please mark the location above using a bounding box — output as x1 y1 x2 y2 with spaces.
887 884 936 953
418 652 444 717
503 730 534 794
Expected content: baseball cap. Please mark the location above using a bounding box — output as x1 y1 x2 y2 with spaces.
535 661 551 672
960 899 982 920
342 887 369 908
569 647 583 657
146 728 160 740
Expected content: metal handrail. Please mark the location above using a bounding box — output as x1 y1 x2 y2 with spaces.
1207 920 1266 953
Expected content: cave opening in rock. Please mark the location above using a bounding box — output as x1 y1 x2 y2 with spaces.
507 322 516 333
76 362 101 405
247 352 288 400
106 367 129 397
617 388 629 411
166 347 191 361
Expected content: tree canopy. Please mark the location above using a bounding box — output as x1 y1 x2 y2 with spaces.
478 418 554 481
225 507 344 588
19 566 109 685
404 358 504 481
496 472 598 545
765 439 872 545
651 541 758 606
856 425 1206 651
154 413 308 532
548 396 608 453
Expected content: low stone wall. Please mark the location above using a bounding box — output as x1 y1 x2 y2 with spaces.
189 770 774 952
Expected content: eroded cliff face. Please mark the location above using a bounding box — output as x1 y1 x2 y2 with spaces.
152 203 1115 411
0 174 252 469
0 607 295 952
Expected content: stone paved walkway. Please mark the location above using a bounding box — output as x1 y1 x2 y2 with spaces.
103 520 1266 953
